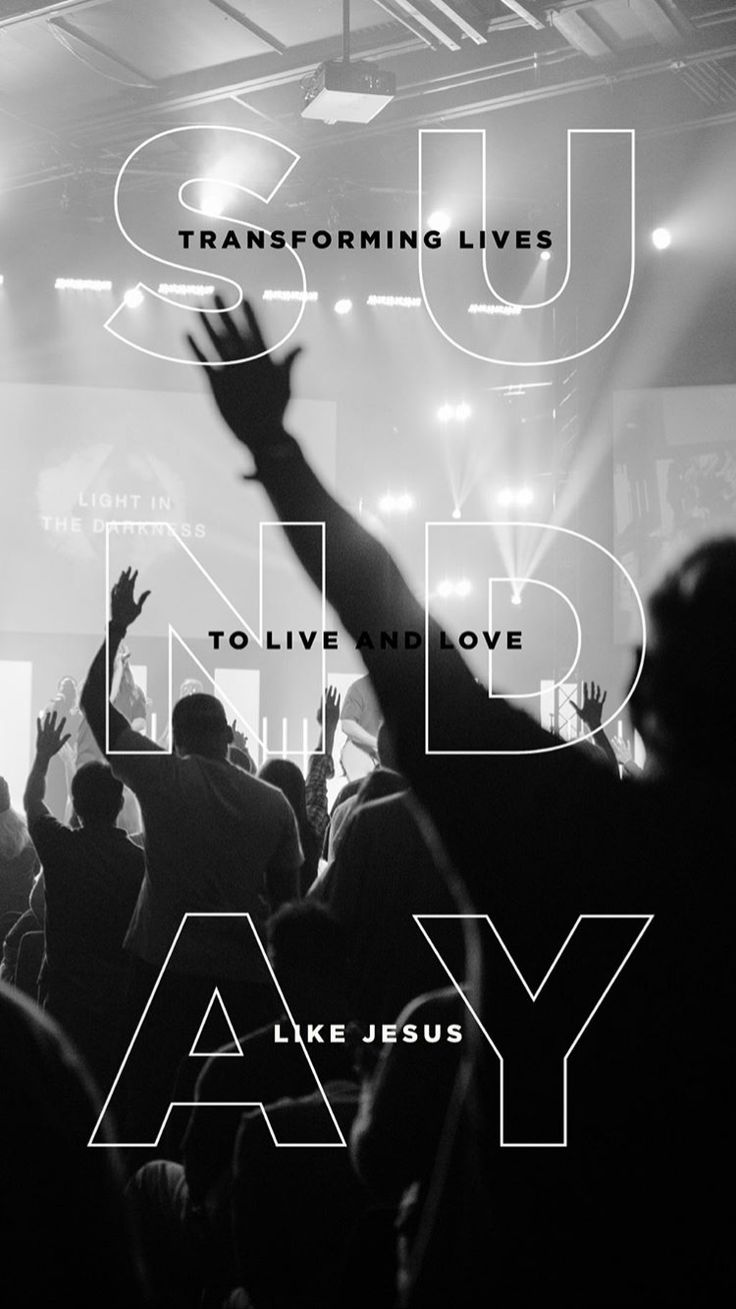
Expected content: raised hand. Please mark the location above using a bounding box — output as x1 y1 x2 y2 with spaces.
35 711 71 761
316 686 341 752
230 719 249 755
110 567 151 632
611 735 633 766
572 680 607 732
187 296 302 456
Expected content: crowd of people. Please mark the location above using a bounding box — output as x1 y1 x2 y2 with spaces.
1 297 734 1306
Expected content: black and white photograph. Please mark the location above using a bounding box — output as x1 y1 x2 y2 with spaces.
1 2 735 1305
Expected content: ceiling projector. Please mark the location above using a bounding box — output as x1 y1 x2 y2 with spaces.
301 60 396 125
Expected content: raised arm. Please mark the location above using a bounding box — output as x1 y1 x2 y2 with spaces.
187 300 548 784
24 713 71 822
572 682 619 776
81 568 153 756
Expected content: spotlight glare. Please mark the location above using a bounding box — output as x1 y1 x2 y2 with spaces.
123 286 144 308
452 508 461 520
455 578 472 598
263 289 318 302
55 277 112 291
427 209 450 233
497 488 514 508
201 189 226 218
437 404 453 424
366 294 421 308
540 250 552 262
378 491 415 515
437 579 453 599
334 298 353 315
651 227 671 251
158 282 215 297
455 402 472 422
517 486 534 507
511 593 522 606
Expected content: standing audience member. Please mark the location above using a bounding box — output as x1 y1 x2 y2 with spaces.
187 296 736 1307
80 570 303 1131
24 712 144 1086
0 775 39 924
0 980 147 1307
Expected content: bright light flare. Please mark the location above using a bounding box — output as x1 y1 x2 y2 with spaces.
123 286 144 308
427 209 451 233
378 491 415 515
651 227 671 251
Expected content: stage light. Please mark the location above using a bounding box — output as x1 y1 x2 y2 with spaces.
123 286 144 308
378 491 415 515
497 486 534 508
511 593 522 606
540 250 552 262
334 298 353 315
366 294 422 308
200 188 226 218
427 209 451 233
55 278 112 291
436 578 472 599
452 508 461 520
437 402 472 424
468 302 522 316
158 283 215 296
651 227 671 251
263 289 319 302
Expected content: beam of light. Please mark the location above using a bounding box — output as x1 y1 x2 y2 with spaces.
651 227 671 250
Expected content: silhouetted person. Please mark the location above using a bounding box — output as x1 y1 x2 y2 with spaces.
24 714 144 1086
80 574 303 1132
0 775 38 924
186 298 736 1305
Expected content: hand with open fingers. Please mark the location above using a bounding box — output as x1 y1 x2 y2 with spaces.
572 680 607 731
611 736 633 766
36 711 72 761
186 295 302 454
230 719 249 754
110 567 151 631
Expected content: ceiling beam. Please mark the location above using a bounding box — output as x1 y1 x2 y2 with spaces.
206 0 287 57
629 0 688 48
549 7 614 58
426 1 486 45
497 1 546 32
